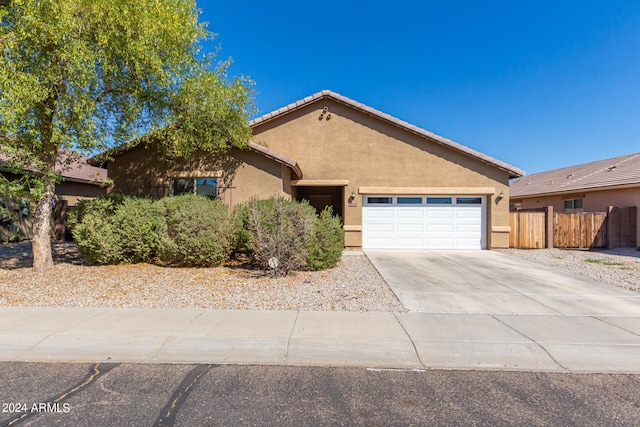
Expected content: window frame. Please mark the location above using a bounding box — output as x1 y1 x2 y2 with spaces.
456 197 483 205
171 177 219 200
397 197 423 205
426 197 453 205
564 198 584 212
366 197 393 204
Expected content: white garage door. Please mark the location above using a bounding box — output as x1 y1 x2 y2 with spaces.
362 195 486 249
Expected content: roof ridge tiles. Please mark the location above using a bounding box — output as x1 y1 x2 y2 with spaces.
511 152 640 197
250 90 524 178
559 153 640 188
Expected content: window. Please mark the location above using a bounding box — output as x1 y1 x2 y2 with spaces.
564 198 583 212
172 178 218 199
367 197 392 204
456 197 482 205
195 178 218 199
173 179 194 196
397 197 422 204
426 197 452 205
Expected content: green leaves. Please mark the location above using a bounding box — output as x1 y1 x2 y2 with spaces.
157 65 255 158
1 0 254 169
1 0 254 270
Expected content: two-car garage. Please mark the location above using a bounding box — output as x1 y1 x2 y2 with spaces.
362 195 486 249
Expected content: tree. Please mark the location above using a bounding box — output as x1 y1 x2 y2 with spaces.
0 0 254 272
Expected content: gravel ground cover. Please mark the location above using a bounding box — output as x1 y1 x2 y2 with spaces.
498 247 640 293
3 242 637 311
0 242 405 312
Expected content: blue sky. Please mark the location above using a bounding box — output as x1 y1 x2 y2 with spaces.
198 1 640 175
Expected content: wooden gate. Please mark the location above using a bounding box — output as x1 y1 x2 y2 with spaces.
553 212 607 248
509 211 546 248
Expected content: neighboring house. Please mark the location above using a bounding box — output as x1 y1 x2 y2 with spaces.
1 151 107 241
93 90 524 249
510 152 640 245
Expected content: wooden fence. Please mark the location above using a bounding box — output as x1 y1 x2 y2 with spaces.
509 206 636 249
509 211 546 249
553 212 607 249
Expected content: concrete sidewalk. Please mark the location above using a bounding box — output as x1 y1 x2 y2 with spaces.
1 306 639 373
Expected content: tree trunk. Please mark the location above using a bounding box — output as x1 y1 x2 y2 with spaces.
32 180 55 272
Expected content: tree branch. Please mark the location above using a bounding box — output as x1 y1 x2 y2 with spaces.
95 88 127 103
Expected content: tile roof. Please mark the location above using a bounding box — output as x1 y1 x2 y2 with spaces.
55 151 108 185
0 150 107 185
250 90 525 179
510 152 640 198
247 141 302 179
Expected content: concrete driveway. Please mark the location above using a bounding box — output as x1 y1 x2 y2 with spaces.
365 249 640 315
366 250 640 372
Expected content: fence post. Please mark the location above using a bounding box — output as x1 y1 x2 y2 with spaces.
607 206 619 249
622 206 637 247
544 206 554 248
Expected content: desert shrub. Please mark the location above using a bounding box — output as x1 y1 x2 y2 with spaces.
231 202 252 255
68 194 129 228
156 194 234 267
70 195 162 264
109 197 162 263
243 196 316 274
305 206 344 270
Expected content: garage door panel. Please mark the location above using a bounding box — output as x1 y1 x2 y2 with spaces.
455 238 482 248
426 210 454 218
366 223 394 232
426 223 454 232
456 224 481 232
397 211 423 220
397 237 424 248
366 237 395 248
426 238 455 248
362 195 486 249
456 210 482 219
366 209 395 219
397 223 424 232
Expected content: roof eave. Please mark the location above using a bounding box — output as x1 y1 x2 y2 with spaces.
60 176 108 186
511 182 640 199
247 141 302 180
251 90 524 179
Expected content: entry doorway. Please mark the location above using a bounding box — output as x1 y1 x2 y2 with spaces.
295 186 343 220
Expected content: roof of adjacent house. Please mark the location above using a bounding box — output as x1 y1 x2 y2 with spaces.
1 150 107 186
251 90 525 179
510 152 640 198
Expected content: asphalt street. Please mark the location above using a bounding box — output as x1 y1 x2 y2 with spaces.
1 362 639 426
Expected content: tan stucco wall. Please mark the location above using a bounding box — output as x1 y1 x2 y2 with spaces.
252 99 513 248
107 144 289 206
514 186 640 244
106 98 515 248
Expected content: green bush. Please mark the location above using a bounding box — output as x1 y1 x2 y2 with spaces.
68 194 128 228
243 196 316 274
305 206 344 270
110 197 163 263
156 194 234 267
232 202 252 255
70 195 161 264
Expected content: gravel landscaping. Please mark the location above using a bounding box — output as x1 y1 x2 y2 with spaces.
2 242 638 311
0 242 405 312
498 247 640 293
